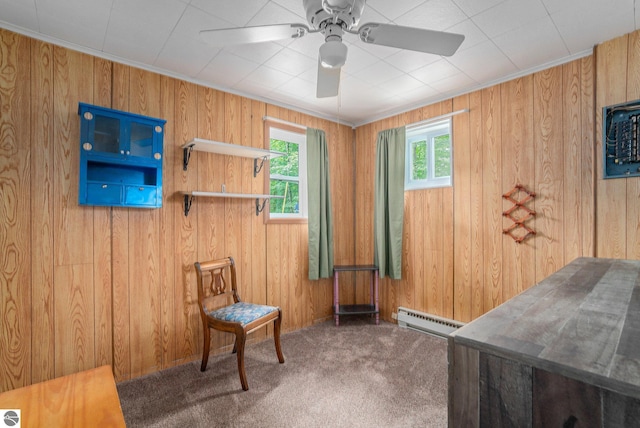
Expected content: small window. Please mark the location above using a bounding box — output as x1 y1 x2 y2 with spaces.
405 118 452 190
266 124 307 221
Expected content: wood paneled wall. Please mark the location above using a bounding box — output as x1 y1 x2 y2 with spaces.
3 25 640 393
0 29 354 392
595 31 640 259
354 55 596 323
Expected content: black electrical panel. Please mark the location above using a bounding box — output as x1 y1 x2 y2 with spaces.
603 99 640 178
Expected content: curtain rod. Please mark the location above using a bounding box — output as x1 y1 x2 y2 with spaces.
263 116 307 131
406 108 470 130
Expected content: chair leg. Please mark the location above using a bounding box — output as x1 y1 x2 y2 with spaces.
235 332 249 391
274 312 285 364
201 326 211 372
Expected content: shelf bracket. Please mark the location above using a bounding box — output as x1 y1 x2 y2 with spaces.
183 144 194 171
255 198 268 216
183 194 194 216
253 155 268 177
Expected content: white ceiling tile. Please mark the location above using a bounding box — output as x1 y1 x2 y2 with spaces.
224 41 284 64
265 47 317 76
246 1 308 27
451 0 506 17
155 6 225 76
366 0 427 22
286 34 324 61
341 43 383 74
385 49 441 73
197 51 260 87
357 4 389 26
395 0 468 31
551 4 636 53
494 16 568 70
277 76 317 98
446 19 488 52
35 0 113 50
242 64 295 90
410 59 462 84
377 73 427 95
0 0 39 31
396 85 442 106
0 0 636 124
472 0 548 39
353 60 405 86
270 0 307 19
104 0 187 62
190 0 270 27
541 0 633 15
447 39 517 82
430 71 475 94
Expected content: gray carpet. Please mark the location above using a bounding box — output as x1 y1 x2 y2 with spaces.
117 317 448 427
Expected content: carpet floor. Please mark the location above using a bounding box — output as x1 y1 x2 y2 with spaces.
117 317 448 427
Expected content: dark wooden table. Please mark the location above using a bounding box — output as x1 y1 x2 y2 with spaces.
448 257 640 427
333 265 379 326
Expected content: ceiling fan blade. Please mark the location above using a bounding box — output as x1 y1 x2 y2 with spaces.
200 23 309 46
316 60 340 98
357 23 465 56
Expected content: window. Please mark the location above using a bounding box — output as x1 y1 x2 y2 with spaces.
266 123 307 221
405 118 452 190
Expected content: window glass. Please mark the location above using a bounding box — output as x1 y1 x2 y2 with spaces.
405 118 452 190
268 126 307 220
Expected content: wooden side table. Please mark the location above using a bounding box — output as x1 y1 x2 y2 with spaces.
0 365 126 427
333 264 379 326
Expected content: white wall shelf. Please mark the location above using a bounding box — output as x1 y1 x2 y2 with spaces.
181 191 283 217
181 138 283 176
179 138 285 217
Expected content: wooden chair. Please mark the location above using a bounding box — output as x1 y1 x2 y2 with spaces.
194 256 284 391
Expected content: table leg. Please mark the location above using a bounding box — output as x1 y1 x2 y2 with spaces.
374 270 379 325
333 271 339 326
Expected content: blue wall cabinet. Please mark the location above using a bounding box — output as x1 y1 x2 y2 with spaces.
78 103 166 208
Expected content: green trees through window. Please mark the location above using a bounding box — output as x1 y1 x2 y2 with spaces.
269 139 300 214
406 119 452 190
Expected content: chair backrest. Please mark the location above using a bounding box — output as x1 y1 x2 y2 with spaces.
194 257 240 315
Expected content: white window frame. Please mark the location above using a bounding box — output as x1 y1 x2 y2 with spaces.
405 118 452 191
267 125 307 221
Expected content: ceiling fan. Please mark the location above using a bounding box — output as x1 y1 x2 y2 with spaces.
200 0 465 98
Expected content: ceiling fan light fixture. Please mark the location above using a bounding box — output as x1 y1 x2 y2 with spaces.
319 40 347 68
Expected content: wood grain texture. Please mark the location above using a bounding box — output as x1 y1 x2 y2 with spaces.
595 34 628 258
0 365 125 427
159 75 176 368
452 94 472 322
175 80 199 364
451 258 640 427
128 68 163 378
479 352 532 428
481 86 503 312
52 46 96 378
110 63 131 381
0 29 31 392
534 66 565 282
30 38 54 385
92 57 113 370
468 90 485 320
500 76 535 301
533 368 601 427
3 25 640 391
448 338 479 428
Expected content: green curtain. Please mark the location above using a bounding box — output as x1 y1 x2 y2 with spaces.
374 127 405 279
307 128 334 280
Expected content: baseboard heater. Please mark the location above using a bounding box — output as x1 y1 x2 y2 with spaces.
397 306 465 338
